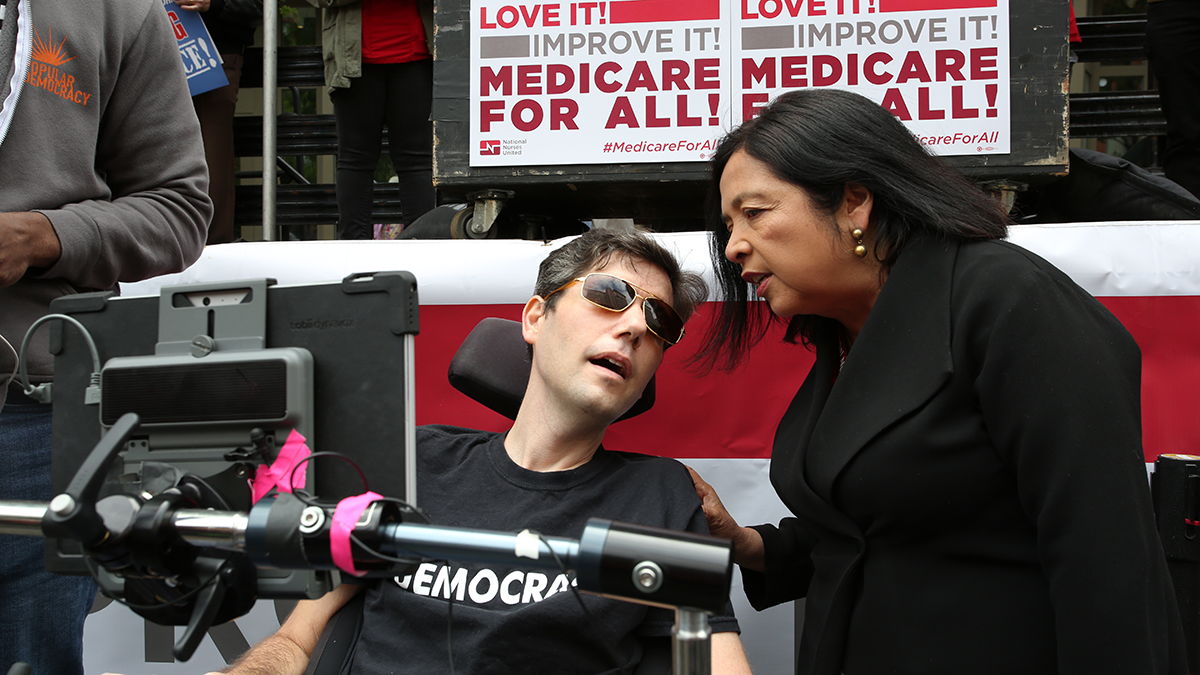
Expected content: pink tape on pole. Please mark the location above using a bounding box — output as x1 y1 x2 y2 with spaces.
249 429 312 504
331 491 382 577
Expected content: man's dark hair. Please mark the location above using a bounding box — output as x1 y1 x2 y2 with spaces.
536 228 707 323
698 88 1010 370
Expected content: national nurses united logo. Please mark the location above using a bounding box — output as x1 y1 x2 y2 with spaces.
25 24 91 106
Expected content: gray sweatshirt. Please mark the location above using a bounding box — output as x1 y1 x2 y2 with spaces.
0 0 212 389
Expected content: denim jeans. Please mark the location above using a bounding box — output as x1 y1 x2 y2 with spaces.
0 401 96 675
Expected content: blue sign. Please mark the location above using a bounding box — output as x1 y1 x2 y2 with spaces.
164 2 229 97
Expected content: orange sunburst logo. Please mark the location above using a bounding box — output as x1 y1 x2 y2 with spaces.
31 24 76 66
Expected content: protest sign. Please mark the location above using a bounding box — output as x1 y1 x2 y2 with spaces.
470 0 1010 166
737 0 1010 155
471 0 732 166
163 1 229 97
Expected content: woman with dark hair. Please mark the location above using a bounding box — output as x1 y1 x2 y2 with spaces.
690 88 1187 675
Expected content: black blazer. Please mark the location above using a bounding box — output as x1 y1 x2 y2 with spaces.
741 235 1186 675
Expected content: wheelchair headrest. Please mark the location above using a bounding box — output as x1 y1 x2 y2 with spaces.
447 318 655 422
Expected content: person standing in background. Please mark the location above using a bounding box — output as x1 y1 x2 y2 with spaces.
179 0 265 244
1146 0 1200 199
0 0 211 673
306 0 435 240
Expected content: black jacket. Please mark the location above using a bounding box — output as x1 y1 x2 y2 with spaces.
742 235 1187 675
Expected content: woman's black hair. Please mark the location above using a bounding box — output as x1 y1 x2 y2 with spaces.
695 88 1010 371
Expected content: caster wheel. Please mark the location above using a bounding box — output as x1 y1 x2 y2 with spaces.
450 205 497 239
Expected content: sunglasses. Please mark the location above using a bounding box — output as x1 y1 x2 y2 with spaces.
544 272 686 346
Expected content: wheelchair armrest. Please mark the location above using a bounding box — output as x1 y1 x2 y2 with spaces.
303 590 367 675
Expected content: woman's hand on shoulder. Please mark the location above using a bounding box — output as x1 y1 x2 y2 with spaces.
687 466 740 539
687 466 765 572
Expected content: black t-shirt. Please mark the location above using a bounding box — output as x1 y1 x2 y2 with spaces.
347 425 738 675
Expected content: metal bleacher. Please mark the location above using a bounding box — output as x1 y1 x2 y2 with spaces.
1068 14 1166 140
233 46 405 233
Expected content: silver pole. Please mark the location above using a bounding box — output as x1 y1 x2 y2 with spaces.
380 522 580 567
0 500 47 537
261 0 278 241
405 333 417 509
672 608 712 675
173 509 249 551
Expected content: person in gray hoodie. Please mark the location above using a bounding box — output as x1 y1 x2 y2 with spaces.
0 0 211 672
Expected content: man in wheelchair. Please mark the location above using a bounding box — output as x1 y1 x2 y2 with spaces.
208 229 753 675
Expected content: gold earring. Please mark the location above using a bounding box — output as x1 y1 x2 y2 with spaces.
852 229 867 258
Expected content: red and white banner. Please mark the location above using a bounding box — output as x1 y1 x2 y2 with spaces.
92 222 1200 674
122 223 1200 465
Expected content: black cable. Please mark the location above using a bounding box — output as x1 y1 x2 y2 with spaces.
294 458 450 671
282 451 432 565
284 454 431 524
356 495 431 529
533 531 627 673
286 451 371 509
446 580 456 675
343 494 432 567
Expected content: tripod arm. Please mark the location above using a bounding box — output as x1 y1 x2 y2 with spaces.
0 494 732 615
